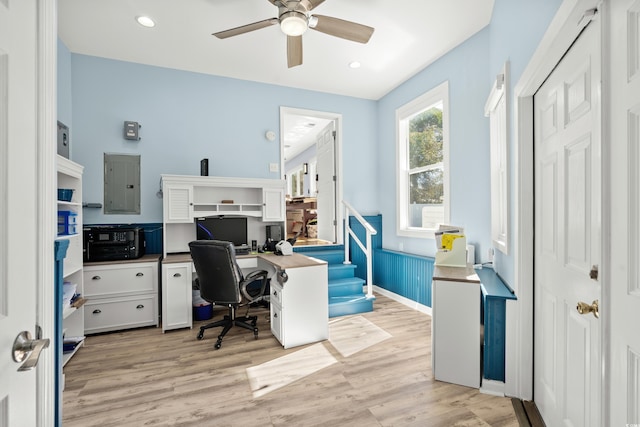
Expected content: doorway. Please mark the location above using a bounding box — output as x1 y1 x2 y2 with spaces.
280 107 343 246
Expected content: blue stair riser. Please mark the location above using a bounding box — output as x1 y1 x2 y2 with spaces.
296 249 345 265
329 278 365 297
329 296 375 318
328 264 357 281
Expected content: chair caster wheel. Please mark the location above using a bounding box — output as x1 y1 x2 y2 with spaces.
253 328 258 340
215 341 222 349
251 319 257 327
197 331 204 340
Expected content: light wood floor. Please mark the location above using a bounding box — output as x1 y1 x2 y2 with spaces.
63 294 522 427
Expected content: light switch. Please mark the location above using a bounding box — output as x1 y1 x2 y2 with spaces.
269 163 279 172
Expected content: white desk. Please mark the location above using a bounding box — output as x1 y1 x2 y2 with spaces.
161 253 328 348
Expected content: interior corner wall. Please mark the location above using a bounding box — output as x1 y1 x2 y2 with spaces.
62 53 377 225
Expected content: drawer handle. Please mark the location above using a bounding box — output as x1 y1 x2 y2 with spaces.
136 304 144 309
136 272 144 277
92 275 101 280
173 273 182 278
92 309 101 314
273 290 278 297
273 312 278 318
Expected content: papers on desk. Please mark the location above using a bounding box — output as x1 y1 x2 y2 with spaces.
434 225 467 267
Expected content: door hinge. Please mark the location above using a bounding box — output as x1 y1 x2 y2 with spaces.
332 175 336 182
332 130 336 139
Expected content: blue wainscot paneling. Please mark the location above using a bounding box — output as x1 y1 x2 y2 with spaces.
348 214 382 281
373 248 434 307
476 267 516 382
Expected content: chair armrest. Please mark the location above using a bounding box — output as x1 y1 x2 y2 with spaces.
240 270 269 302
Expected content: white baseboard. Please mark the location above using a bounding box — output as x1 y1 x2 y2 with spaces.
372 285 432 316
480 379 505 397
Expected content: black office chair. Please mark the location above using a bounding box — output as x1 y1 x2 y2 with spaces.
189 240 269 349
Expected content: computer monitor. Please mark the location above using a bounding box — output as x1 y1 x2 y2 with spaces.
195 216 248 247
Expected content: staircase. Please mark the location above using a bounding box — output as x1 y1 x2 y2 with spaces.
294 245 375 317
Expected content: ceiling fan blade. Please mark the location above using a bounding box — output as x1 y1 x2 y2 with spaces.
310 15 374 44
287 35 303 68
212 18 279 39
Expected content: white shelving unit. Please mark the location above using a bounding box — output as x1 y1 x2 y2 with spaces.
56 155 85 367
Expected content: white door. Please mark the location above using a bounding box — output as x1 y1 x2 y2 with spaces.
533 19 601 427
609 1 640 425
0 0 49 425
316 122 336 243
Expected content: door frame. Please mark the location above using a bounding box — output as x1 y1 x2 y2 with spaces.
279 106 344 244
36 0 57 424
511 0 606 409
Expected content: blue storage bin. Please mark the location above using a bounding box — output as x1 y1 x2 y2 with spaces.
58 188 74 202
57 211 78 235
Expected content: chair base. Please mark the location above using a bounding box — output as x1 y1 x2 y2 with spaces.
196 305 258 349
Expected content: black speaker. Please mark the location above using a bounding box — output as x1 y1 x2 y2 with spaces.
266 225 282 241
200 158 209 176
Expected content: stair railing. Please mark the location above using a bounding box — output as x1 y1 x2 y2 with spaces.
342 200 377 298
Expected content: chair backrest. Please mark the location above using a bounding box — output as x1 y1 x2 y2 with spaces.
189 240 243 305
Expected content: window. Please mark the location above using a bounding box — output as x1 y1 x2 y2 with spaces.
287 167 305 197
397 81 449 238
485 63 509 254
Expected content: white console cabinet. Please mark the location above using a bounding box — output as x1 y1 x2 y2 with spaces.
431 265 481 389
83 255 159 334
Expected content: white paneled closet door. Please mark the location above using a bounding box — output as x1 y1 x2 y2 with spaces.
533 17 601 427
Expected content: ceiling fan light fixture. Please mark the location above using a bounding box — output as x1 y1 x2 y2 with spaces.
280 11 308 36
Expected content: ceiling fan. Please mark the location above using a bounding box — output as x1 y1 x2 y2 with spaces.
212 0 375 68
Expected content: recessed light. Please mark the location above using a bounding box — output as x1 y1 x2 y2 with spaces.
349 61 361 69
136 16 155 28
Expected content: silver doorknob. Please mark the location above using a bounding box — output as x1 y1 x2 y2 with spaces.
12 331 50 371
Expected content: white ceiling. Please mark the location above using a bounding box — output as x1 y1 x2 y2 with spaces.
57 0 495 101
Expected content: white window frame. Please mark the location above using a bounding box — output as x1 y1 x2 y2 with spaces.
484 63 509 254
396 80 450 238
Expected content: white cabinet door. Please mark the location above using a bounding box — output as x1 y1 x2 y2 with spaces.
262 187 285 221
164 185 193 223
162 263 192 331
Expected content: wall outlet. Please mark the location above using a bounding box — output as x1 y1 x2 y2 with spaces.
487 247 494 263
269 163 279 172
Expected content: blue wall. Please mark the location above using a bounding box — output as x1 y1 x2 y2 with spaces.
62 53 377 225
375 0 562 287
376 28 492 260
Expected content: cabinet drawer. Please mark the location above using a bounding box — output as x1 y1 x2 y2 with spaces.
85 295 158 334
270 282 283 307
84 264 156 297
270 303 283 343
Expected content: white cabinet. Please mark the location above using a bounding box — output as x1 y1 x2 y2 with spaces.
164 185 193 223
431 265 481 389
161 256 193 332
262 253 328 349
56 155 85 366
161 175 286 257
83 255 159 334
263 187 286 222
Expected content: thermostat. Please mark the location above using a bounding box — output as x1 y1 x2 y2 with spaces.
124 121 141 141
